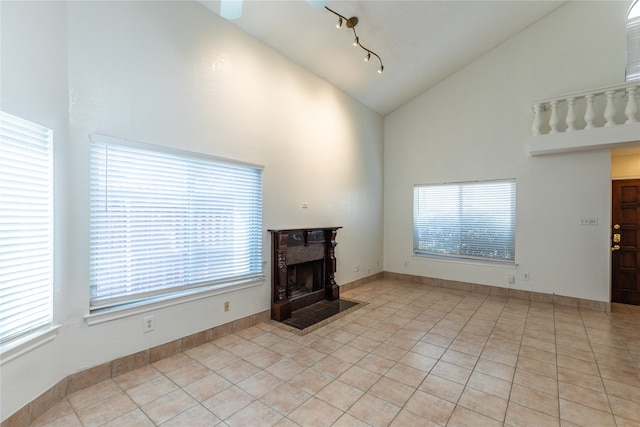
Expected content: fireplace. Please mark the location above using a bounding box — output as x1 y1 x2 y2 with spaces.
287 260 323 299
269 227 341 321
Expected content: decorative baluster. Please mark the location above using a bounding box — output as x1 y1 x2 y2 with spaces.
625 86 638 124
549 101 559 133
566 98 576 131
604 90 616 126
584 94 596 129
532 104 543 135
531 84 640 136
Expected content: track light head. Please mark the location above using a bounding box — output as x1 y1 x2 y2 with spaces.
336 17 343 29
353 37 359 47
378 65 384 74
365 52 370 62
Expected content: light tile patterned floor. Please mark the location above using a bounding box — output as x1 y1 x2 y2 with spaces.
32 279 640 426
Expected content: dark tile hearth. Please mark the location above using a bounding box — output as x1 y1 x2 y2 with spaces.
281 299 358 330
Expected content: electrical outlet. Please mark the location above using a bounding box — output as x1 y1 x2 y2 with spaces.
523 272 530 281
224 301 230 312
353 264 359 272
143 315 155 333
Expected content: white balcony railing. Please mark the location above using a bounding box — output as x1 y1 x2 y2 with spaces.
532 82 639 134
530 82 640 155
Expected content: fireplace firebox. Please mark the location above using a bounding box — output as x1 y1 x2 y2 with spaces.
269 227 341 321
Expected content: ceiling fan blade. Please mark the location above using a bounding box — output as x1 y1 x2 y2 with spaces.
220 0 243 19
306 0 328 9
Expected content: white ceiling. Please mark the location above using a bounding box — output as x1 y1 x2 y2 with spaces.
199 0 566 116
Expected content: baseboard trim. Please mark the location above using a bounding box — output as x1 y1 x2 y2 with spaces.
1 310 270 427
340 272 385 293
380 271 611 312
2 271 611 426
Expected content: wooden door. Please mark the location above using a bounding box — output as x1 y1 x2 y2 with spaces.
612 179 640 305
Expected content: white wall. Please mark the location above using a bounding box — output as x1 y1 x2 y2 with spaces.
1 1 383 420
0 0 70 421
384 1 628 302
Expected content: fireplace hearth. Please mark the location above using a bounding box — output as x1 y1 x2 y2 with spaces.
269 227 341 321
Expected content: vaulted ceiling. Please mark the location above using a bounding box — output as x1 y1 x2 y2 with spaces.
199 1 566 116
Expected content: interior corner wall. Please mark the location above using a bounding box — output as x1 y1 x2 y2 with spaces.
1 0 384 421
383 0 627 303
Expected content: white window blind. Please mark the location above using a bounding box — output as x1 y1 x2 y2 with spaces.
0 111 53 343
89 135 263 310
627 1 640 81
414 180 516 262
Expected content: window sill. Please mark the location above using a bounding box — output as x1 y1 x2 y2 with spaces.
412 253 517 269
0 324 62 366
85 275 264 326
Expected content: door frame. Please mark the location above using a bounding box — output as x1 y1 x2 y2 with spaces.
610 178 640 305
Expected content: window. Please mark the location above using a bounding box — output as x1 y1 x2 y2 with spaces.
89 134 263 311
413 179 516 262
627 0 640 81
0 111 53 343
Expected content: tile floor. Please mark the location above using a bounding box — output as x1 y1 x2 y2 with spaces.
31 279 640 426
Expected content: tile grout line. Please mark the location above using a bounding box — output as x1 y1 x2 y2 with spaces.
583 306 623 426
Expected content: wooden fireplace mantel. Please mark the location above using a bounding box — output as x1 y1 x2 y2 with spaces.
268 227 342 321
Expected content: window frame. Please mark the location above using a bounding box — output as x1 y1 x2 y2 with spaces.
88 133 264 313
413 179 516 264
0 110 54 344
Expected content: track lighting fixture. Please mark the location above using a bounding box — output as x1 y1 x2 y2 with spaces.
325 6 384 74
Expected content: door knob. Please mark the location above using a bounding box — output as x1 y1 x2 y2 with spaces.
611 245 621 251
613 224 621 230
